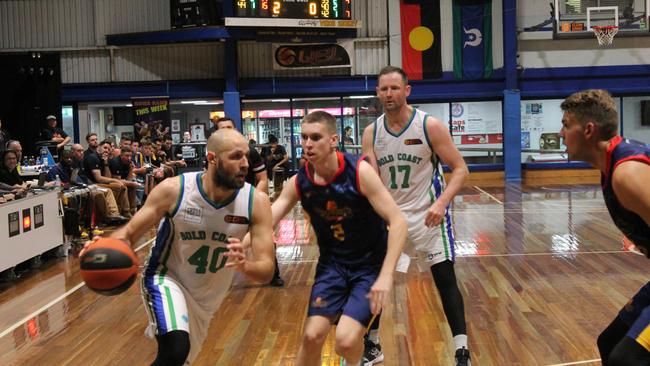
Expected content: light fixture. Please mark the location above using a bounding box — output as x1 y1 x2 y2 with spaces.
181 100 207 104
271 99 290 102
348 95 375 99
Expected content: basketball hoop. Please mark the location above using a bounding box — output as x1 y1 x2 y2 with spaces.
593 25 618 46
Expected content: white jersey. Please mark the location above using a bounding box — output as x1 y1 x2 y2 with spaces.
141 172 254 363
373 108 446 213
373 108 456 266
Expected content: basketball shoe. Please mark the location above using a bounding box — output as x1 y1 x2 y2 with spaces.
363 338 384 365
455 347 471 366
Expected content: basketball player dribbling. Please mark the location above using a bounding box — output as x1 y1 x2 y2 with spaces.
559 89 650 366
84 129 276 365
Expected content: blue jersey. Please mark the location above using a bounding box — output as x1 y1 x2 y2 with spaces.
296 152 388 265
602 136 650 254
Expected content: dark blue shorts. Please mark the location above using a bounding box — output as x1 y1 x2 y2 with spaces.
620 281 650 350
307 260 380 327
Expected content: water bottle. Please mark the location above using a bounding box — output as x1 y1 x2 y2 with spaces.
40 146 49 166
55 174 61 189
22 157 28 167
36 156 42 165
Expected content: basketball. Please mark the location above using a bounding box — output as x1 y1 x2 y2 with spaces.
80 237 138 296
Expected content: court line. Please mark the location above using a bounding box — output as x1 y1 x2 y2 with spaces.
544 358 600 366
278 250 632 264
0 237 155 340
473 186 504 204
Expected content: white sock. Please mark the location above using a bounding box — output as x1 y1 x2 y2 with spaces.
453 334 468 351
368 329 379 344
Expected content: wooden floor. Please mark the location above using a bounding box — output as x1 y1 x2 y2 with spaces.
1 183 647 366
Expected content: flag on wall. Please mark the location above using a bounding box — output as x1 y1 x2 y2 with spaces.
453 0 493 79
400 0 442 80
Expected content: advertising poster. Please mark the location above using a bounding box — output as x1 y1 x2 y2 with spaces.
132 97 171 142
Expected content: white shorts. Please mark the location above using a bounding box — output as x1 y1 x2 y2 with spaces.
405 208 457 271
141 274 219 364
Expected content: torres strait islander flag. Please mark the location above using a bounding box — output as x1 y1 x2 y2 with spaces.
400 0 442 80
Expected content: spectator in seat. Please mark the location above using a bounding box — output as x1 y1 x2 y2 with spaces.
6 140 23 173
83 133 132 218
40 115 71 150
109 146 139 214
70 143 126 224
0 149 27 197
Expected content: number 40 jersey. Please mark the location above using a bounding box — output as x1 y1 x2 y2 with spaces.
143 171 254 307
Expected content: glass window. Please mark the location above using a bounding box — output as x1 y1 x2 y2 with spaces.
622 96 650 143
446 101 503 164
520 98 621 164
61 106 74 142
342 96 383 154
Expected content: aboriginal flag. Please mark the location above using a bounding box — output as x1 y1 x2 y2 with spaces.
400 0 442 80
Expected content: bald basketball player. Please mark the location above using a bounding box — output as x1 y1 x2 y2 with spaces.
87 129 275 365
559 89 650 366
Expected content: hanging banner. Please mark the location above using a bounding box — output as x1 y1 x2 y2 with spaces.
272 40 353 70
131 97 171 142
453 0 493 79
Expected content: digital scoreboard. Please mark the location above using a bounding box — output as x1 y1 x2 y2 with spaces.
235 0 352 19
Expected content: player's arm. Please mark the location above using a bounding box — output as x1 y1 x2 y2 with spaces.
361 123 379 171
271 175 300 226
226 190 275 283
110 176 180 247
612 161 650 225
254 170 268 195
358 160 407 314
424 116 469 226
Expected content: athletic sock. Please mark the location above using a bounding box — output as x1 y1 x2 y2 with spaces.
454 334 468 350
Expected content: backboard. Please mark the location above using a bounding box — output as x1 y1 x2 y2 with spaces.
554 0 649 39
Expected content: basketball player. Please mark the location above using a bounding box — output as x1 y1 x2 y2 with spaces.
215 117 284 286
85 129 276 365
361 66 471 366
559 89 650 366
252 111 407 365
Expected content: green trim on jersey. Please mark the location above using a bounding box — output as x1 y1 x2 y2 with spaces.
196 172 239 210
170 175 185 217
422 113 434 150
248 185 255 226
383 108 416 138
164 284 178 330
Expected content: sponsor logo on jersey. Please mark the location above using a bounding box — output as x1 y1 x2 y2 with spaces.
404 138 423 145
183 206 203 224
224 215 249 225
313 200 353 222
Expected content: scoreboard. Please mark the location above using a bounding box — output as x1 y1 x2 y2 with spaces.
234 0 352 19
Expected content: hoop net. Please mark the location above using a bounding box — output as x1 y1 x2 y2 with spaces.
593 25 619 46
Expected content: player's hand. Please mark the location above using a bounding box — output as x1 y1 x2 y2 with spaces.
224 237 247 271
425 201 446 228
367 274 393 315
79 235 102 257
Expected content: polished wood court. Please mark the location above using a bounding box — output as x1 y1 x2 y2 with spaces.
0 183 646 365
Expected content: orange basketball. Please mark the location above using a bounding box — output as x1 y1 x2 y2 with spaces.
80 237 138 296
